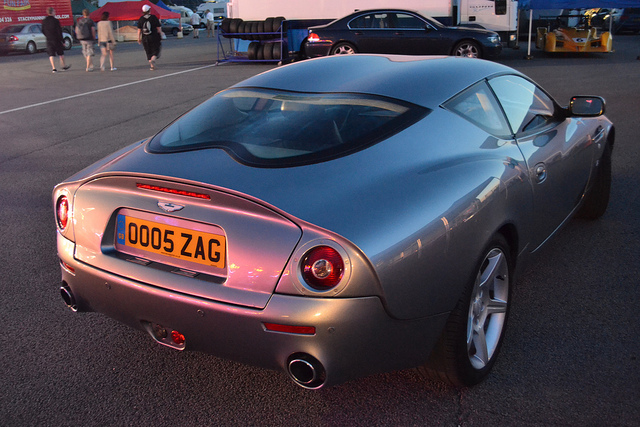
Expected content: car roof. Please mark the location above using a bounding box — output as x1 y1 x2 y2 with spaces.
233 55 518 108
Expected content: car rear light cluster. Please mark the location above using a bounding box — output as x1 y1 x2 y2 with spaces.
307 32 320 43
300 245 344 290
8 36 18 42
136 183 211 200
56 195 69 230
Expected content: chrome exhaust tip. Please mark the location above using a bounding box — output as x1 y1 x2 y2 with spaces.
287 353 326 389
60 285 78 312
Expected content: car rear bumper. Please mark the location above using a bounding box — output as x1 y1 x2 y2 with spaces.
304 42 332 58
58 235 449 388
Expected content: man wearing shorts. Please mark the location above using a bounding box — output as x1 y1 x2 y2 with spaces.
42 7 70 73
137 4 162 70
76 9 97 72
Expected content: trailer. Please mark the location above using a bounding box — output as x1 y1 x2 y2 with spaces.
1 0 73 31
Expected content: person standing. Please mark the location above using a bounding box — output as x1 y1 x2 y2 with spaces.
206 9 214 37
190 11 200 38
76 9 96 72
97 12 117 71
42 7 70 73
137 4 162 70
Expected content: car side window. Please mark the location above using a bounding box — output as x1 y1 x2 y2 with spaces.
488 75 558 135
349 13 390 29
394 13 426 29
443 81 511 137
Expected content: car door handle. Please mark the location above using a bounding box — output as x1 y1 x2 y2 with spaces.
354 31 363 35
394 32 404 35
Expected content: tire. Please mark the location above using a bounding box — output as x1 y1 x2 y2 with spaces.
576 143 612 219
271 16 285 33
330 42 357 55
264 17 274 37
237 21 247 39
257 21 265 40
263 42 273 60
221 18 231 33
419 235 512 386
271 41 281 60
257 43 265 60
250 21 260 37
26 41 37 54
247 41 260 60
453 40 481 58
172 28 179 37
229 18 242 34
63 37 72 50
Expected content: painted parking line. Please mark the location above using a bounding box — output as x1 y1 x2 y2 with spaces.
0 63 218 116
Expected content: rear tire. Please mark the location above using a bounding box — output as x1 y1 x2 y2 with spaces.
576 143 612 219
330 42 357 55
419 235 512 386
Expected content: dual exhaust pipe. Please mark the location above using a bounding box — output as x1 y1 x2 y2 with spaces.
60 284 78 312
287 354 326 389
61 283 327 389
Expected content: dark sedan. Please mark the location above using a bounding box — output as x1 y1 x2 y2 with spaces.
304 9 502 59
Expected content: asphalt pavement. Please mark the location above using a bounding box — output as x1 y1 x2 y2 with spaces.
0 34 639 426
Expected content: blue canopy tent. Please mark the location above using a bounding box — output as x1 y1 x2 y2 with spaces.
523 0 640 7
521 0 640 57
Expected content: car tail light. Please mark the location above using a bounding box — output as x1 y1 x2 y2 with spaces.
56 196 69 230
8 36 19 42
301 246 344 290
308 32 320 43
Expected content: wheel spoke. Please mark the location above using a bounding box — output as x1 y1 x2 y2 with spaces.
487 297 507 315
469 325 489 368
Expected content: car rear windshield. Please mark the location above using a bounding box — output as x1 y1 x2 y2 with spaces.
0 25 25 34
147 88 428 167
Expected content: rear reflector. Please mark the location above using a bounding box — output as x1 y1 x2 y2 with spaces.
264 323 316 335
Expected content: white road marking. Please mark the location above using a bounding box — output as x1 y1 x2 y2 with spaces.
0 64 219 116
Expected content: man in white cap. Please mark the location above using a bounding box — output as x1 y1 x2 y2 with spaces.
137 4 162 70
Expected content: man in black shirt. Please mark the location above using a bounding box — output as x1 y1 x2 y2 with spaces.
137 4 163 70
42 7 70 73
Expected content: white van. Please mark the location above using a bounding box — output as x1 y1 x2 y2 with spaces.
169 5 195 26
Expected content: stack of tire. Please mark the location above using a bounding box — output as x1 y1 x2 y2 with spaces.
220 16 286 61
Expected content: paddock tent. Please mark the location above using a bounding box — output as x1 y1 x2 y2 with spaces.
71 0 98 15
523 0 640 8
89 1 180 21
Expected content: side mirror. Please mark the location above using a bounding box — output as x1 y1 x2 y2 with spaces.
569 96 605 117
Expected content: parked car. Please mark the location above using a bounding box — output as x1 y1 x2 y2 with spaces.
304 9 502 59
160 19 193 36
592 8 640 33
0 23 73 54
54 54 613 389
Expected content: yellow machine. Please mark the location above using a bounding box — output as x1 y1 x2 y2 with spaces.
536 27 612 53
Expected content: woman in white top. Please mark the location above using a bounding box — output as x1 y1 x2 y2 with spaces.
97 11 117 71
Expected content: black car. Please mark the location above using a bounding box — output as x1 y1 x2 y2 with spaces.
304 9 502 59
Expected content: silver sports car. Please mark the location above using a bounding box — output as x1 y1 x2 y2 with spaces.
54 55 613 389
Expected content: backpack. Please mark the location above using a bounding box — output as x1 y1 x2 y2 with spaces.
76 18 93 40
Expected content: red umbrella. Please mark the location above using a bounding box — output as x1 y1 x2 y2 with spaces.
90 1 180 21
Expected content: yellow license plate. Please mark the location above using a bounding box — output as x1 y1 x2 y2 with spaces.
116 214 226 269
